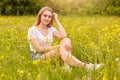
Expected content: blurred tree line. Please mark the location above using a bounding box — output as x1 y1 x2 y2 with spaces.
0 0 120 16
0 0 45 15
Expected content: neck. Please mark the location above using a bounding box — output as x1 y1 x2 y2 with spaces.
37 23 47 30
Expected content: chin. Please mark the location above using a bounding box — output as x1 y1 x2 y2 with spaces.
45 23 49 25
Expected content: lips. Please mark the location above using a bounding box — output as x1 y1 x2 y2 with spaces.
44 20 50 23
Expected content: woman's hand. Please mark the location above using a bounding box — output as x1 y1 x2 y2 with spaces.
53 13 58 21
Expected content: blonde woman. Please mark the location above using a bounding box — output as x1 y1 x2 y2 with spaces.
28 6 104 71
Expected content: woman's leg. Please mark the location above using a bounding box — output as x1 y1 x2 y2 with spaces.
40 48 59 61
40 38 103 70
40 38 72 61
59 38 87 68
41 38 87 68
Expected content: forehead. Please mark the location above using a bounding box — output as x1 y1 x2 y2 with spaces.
42 10 52 15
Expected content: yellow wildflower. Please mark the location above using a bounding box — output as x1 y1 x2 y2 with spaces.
113 76 117 80
1 73 6 78
102 76 108 80
33 60 40 65
0 55 5 59
17 69 25 74
42 59 51 64
87 41 95 46
21 56 25 59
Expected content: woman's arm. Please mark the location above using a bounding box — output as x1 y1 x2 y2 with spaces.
30 38 60 53
53 13 67 39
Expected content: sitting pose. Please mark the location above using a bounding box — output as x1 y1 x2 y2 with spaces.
28 6 103 71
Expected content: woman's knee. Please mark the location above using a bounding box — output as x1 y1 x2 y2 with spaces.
60 38 72 51
61 38 71 44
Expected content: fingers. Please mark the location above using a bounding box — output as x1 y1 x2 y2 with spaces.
53 13 57 16
53 13 58 19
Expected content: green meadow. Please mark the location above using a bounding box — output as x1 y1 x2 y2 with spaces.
0 15 120 80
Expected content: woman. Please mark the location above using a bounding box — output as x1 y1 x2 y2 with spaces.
28 6 103 71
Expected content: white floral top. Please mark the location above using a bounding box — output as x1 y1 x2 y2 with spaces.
28 26 57 51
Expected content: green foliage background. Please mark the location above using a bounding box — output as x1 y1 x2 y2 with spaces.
0 0 120 16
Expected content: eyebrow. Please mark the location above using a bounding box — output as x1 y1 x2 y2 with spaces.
43 13 52 16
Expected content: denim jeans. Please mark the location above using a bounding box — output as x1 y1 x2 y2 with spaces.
30 51 43 60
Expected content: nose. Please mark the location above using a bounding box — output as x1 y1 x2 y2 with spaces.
45 16 49 20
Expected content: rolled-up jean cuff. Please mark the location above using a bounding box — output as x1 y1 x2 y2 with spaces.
30 51 43 60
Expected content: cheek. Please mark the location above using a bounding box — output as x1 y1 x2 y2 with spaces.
49 18 52 22
41 16 45 21
41 17 47 23
47 18 52 24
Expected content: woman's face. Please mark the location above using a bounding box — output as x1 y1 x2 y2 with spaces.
40 10 53 26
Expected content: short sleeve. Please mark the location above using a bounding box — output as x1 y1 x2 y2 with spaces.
49 27 57 33
28 27 37 40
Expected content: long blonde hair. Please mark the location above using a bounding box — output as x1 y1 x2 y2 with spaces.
34 7 54 27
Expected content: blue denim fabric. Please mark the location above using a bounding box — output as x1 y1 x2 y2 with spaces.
30 51 43 60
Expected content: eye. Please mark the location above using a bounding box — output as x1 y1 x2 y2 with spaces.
43 14 47 17
48 15 52 18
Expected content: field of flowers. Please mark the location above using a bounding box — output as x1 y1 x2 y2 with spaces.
0 15 120 80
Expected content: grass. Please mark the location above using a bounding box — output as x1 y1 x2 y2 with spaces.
0 15 120 80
